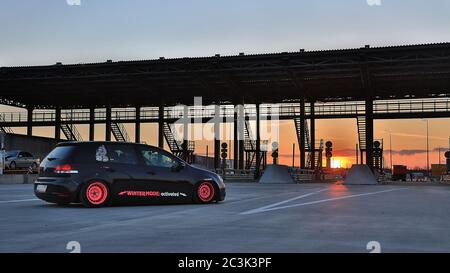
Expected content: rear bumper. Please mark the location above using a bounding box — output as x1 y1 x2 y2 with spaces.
34 177 79 204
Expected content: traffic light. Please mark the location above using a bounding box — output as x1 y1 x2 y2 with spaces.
325 141 333 158
445 151 450 174
325 141 333 169
221 142 228 159
271 142 279 164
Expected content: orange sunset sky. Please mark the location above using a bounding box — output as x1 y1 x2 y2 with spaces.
1 105 449 169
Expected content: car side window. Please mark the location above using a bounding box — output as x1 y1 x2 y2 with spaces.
23 152 33 157
138 147 178 168
95 144 138 165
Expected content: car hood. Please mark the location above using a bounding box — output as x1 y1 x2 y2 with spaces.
188 164 221 180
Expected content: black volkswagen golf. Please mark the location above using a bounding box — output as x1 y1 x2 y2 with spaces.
34 142 226 208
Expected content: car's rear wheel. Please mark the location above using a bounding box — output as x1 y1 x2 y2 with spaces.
9 161 16 170
80 181 110 208
195 181 216 204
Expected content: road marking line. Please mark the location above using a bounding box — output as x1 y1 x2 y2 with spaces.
0 198 40 204
241 188 406 215
225 188 327 205
240 188 329 215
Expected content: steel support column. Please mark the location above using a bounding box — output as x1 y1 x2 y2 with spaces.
26 106 33 136
182 105 189 161
300 99 306 168
366 98 374 169
361 50 374 170
105 104 111 141
255 103 261 177
89 108 95 141
135 106 141 143
310 101 316 170
55 106 61 140
158 105 164 149
214 105 221 169
233 104 239 169
238 99 245 170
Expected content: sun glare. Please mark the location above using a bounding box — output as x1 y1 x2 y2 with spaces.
331 159 342 169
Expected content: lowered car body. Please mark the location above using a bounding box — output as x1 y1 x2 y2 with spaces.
34 142 225 208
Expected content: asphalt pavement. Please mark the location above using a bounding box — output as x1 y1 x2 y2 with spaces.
1 182 450 253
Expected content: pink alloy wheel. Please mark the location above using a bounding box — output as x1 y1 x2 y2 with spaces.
86 182 108 205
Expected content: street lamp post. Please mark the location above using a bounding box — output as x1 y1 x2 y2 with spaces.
389 131 393 169
422 119 430 176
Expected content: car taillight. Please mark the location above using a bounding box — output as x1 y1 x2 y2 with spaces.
54 164 78 174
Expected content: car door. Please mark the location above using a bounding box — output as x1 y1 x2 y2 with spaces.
91 143 142 201
17 152 27 168
131 146 193 203
22 152 34 167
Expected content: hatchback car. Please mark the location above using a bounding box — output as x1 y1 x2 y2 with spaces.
5 150 40 170
34 142 226 207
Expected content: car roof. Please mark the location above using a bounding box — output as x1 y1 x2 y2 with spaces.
56 141 185 162
57 141 160 150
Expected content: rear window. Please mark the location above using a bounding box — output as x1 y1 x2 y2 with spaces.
100 144 139 165
69 144 139 165
42 146 75 165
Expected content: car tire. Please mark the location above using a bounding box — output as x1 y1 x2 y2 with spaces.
194 181 216 204
80 180 111 208
9 161 16 170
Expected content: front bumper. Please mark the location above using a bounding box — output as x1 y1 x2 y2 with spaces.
218 186 226 201
34 177 79 204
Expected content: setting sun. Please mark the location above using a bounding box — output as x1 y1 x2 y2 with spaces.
330 157 351 169
331 159 342 169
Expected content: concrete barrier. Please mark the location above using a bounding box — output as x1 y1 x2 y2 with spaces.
215 169 255 181
344 165 378 185
0 174 38 184
259 165 295 184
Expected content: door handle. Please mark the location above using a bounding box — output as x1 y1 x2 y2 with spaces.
147 171 156 175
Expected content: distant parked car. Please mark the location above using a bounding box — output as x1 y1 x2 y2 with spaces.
5 150 40 170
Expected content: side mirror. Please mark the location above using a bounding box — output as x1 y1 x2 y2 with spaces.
172 162 185 172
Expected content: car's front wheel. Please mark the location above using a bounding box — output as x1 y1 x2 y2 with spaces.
194 181 216 204
80 181 110 208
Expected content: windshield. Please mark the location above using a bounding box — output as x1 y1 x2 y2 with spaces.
5 151 18 159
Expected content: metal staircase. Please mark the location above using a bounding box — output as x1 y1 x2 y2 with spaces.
244 120 256 169
162 122 195 160
0 114 13 134
163 122 182 154
314 139 324 169
357 116 367 152
294 118 324 169
111 122 130 142
243 120 266 170
61 124 82 141
294 118 312 168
